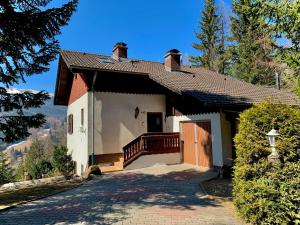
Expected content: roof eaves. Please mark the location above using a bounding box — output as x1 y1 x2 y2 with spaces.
53 55 63 105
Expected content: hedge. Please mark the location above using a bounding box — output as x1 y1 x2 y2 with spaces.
233 100 300 225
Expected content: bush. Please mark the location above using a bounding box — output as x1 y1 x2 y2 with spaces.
53 146 74 178
38 160 53 176
26 159 53 179
233 100 300 224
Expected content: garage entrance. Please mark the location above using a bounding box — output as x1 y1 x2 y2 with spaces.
181 121 213 168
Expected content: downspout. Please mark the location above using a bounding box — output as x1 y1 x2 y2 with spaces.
91 71 97 165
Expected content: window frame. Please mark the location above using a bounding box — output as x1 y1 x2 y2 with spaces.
81 108 84 126
68 114 73 134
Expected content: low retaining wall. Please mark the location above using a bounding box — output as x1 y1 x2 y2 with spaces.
0 176 66 192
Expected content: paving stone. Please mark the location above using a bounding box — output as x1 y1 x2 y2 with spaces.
0 164 246 225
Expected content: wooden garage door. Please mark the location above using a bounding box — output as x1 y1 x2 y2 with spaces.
182 122 196 165
181 121 213 168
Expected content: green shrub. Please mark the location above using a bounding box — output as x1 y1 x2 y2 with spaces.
53 146 74 178
233 100 300 224
26 159 53 179
37 160 53 176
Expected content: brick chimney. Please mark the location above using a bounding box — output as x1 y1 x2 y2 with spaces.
164 49 181 72
112 42 128 60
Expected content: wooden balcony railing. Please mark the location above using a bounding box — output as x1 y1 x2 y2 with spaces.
123 132 180 167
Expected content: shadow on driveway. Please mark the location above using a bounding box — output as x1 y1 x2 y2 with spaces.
0 165 242 225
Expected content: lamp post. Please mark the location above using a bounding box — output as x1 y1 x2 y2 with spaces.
267 129 280 163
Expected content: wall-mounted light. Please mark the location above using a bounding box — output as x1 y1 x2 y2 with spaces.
135 107 140 119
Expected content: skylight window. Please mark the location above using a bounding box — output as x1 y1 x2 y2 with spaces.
98 58 113 63
120 57 131 62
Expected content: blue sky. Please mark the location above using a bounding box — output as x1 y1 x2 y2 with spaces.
14 0 232 93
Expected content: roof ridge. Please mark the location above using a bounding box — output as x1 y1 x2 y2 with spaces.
60 49 165 65
60 49 110 59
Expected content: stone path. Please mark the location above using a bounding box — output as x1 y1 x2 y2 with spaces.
0 164 245 225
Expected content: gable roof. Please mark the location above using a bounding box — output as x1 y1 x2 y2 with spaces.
56 50 300 106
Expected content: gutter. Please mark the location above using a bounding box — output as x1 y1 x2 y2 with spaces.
91 71 97 165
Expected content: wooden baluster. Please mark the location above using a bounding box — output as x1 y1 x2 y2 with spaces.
135 141 137 155
128 147 130 160
140 137 143 152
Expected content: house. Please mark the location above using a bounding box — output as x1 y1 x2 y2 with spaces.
54 42 299 175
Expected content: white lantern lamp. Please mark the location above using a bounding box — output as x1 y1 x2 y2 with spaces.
267 129 280 163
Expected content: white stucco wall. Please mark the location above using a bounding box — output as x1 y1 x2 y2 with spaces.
67 93 89 175
220 113 233 166
89 92 166 155
68 90 231 172
166 113 224 167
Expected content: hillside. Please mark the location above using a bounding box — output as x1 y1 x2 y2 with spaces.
24 96 67 120
0 95 67 151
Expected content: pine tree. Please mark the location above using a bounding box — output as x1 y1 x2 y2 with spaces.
0 0 78 143
215 17 230 74
229 0 276 85
190 0 223 72
16 157 25 181
53 145 74 178
0 151 14 184
25 139 52 179
261 0 300 92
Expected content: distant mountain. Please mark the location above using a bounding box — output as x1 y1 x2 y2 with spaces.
24 96 67 120
0 91 67 150
2 89 67 119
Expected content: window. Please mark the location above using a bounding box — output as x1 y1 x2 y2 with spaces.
81 108 84 126
68 114 73 134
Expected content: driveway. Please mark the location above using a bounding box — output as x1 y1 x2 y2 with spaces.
0 164 244 225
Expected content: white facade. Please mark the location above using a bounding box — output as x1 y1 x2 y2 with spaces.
89 92 166 155
67 92 90 175
67 91 233 174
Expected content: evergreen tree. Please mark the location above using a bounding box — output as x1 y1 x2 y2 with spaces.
0 0 78 143
0 151 15 184
261 0 300 92
53 145 74 178
215 17 230 74
229 0 276 85
190 0 224 72
25 139 52 179
16 157 25 181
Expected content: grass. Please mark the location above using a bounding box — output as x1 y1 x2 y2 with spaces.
0 181 81 207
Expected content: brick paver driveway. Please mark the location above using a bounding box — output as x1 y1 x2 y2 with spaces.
0 164 245 225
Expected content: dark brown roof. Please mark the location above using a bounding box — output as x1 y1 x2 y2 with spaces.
58 50 300 106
